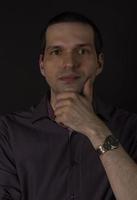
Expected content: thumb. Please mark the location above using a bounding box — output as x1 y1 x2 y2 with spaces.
82 78 93 102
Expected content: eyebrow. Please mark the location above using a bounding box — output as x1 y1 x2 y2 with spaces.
46 43 93 50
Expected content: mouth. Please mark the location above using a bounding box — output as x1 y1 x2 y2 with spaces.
58 75 80 83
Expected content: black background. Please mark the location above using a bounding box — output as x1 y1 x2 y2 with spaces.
0 0 137 114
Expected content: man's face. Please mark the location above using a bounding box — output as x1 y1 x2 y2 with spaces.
39 22 104 95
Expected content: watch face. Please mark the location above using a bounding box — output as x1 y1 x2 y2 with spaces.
103 135 119 150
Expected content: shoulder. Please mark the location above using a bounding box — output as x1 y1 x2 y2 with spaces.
0 95 48 138
0 106 35 138
0 105 34 123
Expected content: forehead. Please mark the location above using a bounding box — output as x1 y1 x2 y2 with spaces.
45 22 95 47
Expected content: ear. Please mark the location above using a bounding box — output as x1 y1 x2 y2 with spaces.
39 54 45 77
96 52 104 76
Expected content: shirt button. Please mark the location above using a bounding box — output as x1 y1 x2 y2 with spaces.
70 193 76 199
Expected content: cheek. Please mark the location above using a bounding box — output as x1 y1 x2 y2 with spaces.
42 62 58 83
81 59 98 75
44 56 62 65
43 59 55 73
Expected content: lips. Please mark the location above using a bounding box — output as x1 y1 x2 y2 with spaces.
59 76 79 80
58 75 80 83
59 74 79 83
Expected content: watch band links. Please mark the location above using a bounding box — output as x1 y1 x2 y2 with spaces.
97 145 107 155
96 135 120 156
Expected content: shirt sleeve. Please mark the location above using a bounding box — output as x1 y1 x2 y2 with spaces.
130 116 137 164
0 120 21 200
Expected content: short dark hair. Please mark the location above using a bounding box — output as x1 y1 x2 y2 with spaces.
40 11 103 56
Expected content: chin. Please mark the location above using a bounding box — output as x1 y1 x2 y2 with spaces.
58 86 83 93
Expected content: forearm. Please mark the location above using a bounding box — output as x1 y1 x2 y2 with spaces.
100 145 137 200
86 125 137 200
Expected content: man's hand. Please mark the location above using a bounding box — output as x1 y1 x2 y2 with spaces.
54 78 111 148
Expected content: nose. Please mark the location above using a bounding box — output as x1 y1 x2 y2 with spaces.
62 52 78 69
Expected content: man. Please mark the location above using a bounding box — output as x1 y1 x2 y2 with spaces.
0 11 137 200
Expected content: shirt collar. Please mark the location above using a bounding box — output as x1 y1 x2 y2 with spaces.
31 92 112 124
31 95 49 123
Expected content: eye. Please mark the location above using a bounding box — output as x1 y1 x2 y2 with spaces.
77 48 90 55
50 49 62 55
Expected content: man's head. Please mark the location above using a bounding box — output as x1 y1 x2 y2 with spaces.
39 11 104 97
40 11 103 57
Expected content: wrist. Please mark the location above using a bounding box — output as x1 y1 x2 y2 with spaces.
96 135 120 156
83 122 112 149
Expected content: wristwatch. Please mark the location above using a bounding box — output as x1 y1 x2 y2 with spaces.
96 135 119 156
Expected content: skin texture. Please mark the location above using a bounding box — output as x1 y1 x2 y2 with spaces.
39 22 137 200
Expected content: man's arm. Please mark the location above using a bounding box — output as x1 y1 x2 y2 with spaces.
86 123 137 200
100 145 137 200
0 123 21 200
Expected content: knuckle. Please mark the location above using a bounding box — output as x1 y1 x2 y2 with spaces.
66 106 70 113
67 99 72 105
72 93 77 99
62 114 67 121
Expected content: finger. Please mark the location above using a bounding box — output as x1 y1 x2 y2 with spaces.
55 115 63 124
55 110 67 125
54 106 68 117
55 99 73 109
56 92 78 101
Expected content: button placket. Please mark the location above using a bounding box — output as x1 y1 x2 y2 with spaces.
66 131 80 200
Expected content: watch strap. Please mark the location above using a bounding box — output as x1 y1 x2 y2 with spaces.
96 135 119 156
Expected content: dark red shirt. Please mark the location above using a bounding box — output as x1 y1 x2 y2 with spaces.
0 94 137 200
